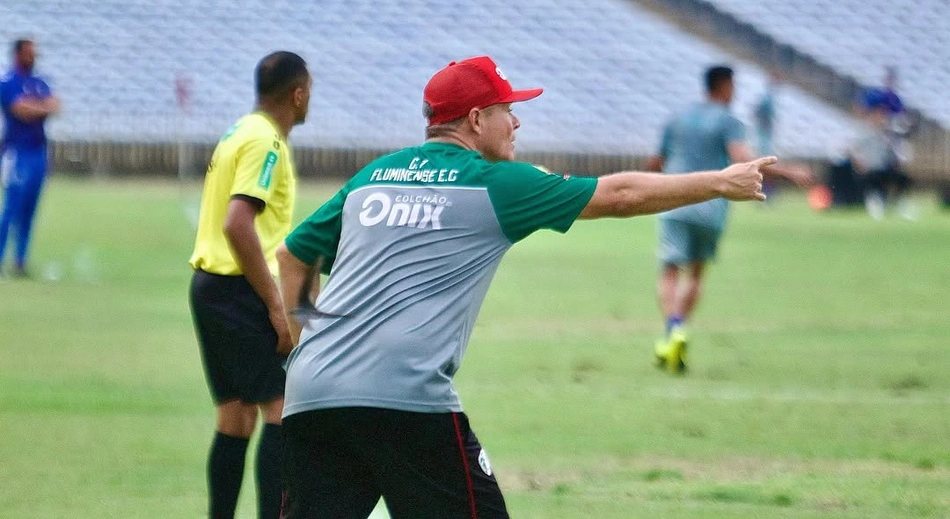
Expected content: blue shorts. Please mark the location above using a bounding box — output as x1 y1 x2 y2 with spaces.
1 146 47 188
657 218 723 265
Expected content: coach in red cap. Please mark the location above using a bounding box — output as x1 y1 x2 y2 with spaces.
423 56 542 125
277 55 774 518
421 55 543 162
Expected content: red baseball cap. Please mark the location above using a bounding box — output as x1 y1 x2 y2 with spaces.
423 56 543 126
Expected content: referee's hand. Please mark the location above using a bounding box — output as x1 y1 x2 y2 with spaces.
270 308 294 356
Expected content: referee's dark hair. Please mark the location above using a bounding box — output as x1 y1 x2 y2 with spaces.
255 51 309 100
704 65 734 94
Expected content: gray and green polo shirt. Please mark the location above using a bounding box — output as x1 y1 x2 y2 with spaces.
282 142 597 417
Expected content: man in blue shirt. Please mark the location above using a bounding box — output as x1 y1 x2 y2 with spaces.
0 38 60 277
860 66 905 120
647 65 813 373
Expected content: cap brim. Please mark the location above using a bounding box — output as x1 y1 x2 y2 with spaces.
501 88 543 103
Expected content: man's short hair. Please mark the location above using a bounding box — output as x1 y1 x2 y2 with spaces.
705 65 734 94
13 39 32 55
423 103 465 139
255 51 309 100
423 102 436 121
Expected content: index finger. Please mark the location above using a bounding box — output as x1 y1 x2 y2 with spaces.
752 155 778 168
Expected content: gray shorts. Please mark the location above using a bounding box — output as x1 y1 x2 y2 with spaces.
657 219 723 265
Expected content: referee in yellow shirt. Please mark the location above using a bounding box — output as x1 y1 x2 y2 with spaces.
188 51 311 519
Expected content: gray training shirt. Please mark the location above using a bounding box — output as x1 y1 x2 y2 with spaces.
282 142 597 417
656 101 745 230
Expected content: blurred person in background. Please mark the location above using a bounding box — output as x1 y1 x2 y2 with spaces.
275 55 775 519
857 66 920 140
849 95 914 220
754 73 779 201
858 66 905 121
188 51 311 519
0 38 59 278
646 65 814 374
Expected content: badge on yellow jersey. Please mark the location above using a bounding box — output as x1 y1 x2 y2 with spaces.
258 151 278 189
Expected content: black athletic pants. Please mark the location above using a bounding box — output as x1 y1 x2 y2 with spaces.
282 407 509 519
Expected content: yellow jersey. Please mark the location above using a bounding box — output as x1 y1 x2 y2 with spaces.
189 112 297 276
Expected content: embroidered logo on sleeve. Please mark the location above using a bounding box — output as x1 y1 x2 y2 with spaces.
258 151 278 189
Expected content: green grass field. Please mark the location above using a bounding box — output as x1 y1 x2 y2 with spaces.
1 176 949 518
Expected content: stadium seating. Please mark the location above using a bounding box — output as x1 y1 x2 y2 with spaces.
706 0 950 127
0 0 870 157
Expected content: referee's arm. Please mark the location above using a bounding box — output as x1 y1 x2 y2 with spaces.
224 197 293 355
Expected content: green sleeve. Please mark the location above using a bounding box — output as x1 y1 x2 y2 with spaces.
285 186 348 274
484 162 597 244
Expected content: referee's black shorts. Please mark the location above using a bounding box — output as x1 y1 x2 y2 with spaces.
189 269 285 404
282 407 510 519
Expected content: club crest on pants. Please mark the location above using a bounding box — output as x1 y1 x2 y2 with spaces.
478 448 493 476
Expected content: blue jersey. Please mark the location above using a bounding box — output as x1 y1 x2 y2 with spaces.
1 69 53 150
862 87 904 116
656 102 745 230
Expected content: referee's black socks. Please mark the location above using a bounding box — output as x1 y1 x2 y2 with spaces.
208 432 249 518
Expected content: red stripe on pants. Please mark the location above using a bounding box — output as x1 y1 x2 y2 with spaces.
452 413 478 519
